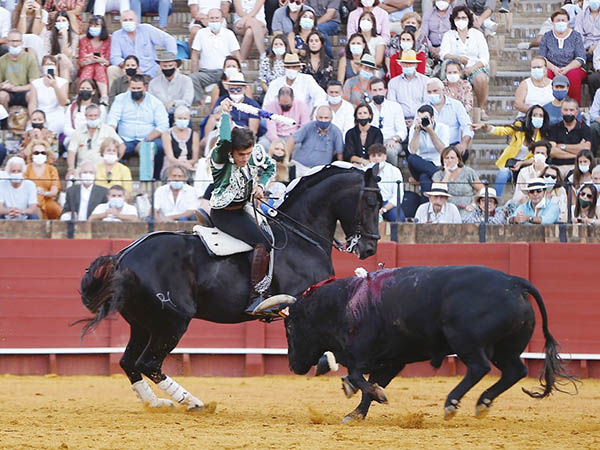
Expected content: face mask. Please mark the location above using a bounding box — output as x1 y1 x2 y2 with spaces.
328 94 342 105
534 153 546 164
579 197 592 208
131 91 144 101
400 41 413 51
125 67 137 77
272 154 285 162
349 44 364 56
591 0 600 11
122 21 136 33
446 73 461 83
273 46 286 56
553 89 568 101
359 20 373 32
162 67 176 78
289 2 301 12
372 94 385 105
360 69 373 80
531 116 544 129
362 0 375 7
562 114 576 123
554 22 568 33
175 119 189 130
81 172 95 186
104 153 118 164
357 118 371 126
447 164 458 172
32 154 47 165
544 176 556 188
531 67 545 80
286 69 298 80
170 180 184 190
280 104 292 112
436 0 450 10
8 45 22 56
300 17 314 30
79 90 93 100
230 93 244 102
579 164 590 173
317 120 331 130
87 118 101 128
31 122 44 129
109 197 125 209
455 19 469 30
403 25 417 34
10 172 23 182
55 22 69 31
44 66 56 76
403 66 416 76
208 21 221 33
428 93 442 105
89 26 102 37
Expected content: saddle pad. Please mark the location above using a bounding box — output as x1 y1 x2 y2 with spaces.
193 225 253 256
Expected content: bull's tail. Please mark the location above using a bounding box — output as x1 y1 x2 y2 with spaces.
78 254 124 336
522 281 579 398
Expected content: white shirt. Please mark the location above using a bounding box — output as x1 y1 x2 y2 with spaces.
408 121 451 166
440 28 490 69
415 201 461 224
263 73 327 113
373 161 403 206
370 99 407 142
90 202 139 221
191 26 240 71
154 183 196 217
0 7 11 38
188 0 231 15
78 184 93 221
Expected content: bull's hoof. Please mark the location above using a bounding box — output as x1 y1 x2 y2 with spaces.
372 384 388 404
475 399 492 418
341 376 359 398
444 400 460 420
341 411 364 424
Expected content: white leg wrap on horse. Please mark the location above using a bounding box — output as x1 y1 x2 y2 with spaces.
158 376 204 409
132 380 174 407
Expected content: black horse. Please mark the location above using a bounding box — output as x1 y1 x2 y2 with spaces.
79 163 382 410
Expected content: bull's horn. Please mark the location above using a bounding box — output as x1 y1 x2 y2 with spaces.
252 294 297 313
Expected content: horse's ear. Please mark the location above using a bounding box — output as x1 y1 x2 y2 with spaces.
365 164 381 183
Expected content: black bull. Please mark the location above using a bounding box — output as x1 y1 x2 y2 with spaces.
274 265 577 422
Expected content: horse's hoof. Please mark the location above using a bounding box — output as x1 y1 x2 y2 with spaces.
475 399 492 418
444 405 458 420
341 412 364 424
186 402 205 412
372 384 388 404
341 376 358 398
151 398 175 408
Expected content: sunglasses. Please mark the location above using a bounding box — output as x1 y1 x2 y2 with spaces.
33 151 47 155
545 175 557 179
580 192 593 199
229 87 243 93
530 189 544 194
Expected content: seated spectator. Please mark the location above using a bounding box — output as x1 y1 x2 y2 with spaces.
107 74 169 179
538 8 586 105
509 177 560 224
233 0 267 60
420 0 452 62
190 8 241 102
442 60 473 117
542 75 582 125
108 55 142 106
209 57 254 112
187 0 231 48
162 105 200 173
269 139 294 183
574 1 600 59
20 110 58 161
414 182 461 224
592 164 600 192
513 56 554 119
78 15 110 103
23 139 61 219
379 0 415 35
64 79 107 145
368 143 403 222
263 53 326 112
325 80 355 138
337 33 370 83
454 0 497 36
261 86 310 149
288 9 316 58
154 164 196 222
548 97 591 176
388 29 426 78
348 1 390 44
305 0 340 58
513 140 551 205
148 51 194 124
541 164 568 222
440 5 490 120
107 10 177 86
387 50 429 127
286 104 343 177
432 145 483 218
0 156 38 220
473 105 550 197
272 0 313 36
427 77 472 158
463 187 507 225
67 104 124 178
259 34 288 94
89 184 138 222
130 0 172 28
0 29 38 117
44 11 78 83
407 104 450 196
342 53 377 106
566 148 595 203
61 161 108 221
358 11 386 70
367 78 406 166
95 137 133 193
32 55 68 136
344 102 383 167
391 12 430 70
572 183 599 224
43 0 85 35
302 31 334 91
14 0 48 36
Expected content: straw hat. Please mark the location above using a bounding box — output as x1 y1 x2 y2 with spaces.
398 49 419 64
424 182 452 197
225 72 249 85
524 177 547 191
283 53 304 67
474 187 498 202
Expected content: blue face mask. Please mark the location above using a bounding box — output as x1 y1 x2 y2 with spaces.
428 94 442 105
109 197 125 209
8 45 22 56
175 119 189 130
591 0 600 11
169 180 184 190
88 27 102 37
531 116 544 129
553 89 568 101
403 66 416 76
531 67 545 80
360 69 373 80
554 22 568 33
122 21 136 33
316 120 330 130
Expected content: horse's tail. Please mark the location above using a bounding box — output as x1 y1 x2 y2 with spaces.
79 254 123 336
521 281 579 398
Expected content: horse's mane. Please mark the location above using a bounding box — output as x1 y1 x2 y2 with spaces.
276 162 363 210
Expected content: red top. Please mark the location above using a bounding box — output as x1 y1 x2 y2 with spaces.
78 36 111 70
388 51 427 80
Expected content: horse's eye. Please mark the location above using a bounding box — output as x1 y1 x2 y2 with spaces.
366 197 377 207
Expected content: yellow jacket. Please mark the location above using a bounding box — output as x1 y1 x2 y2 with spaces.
492 122 542 169
95 162 133 193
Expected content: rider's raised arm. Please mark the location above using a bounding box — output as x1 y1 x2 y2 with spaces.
212 112 232 165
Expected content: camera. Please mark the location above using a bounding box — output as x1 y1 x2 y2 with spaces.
421 117 430 128
47 67 55 77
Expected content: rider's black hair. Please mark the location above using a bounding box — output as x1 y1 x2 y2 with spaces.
231 127 255 151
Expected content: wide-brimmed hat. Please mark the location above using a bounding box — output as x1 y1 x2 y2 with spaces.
474 187 498 202
225 72 249 85
155 50 181 66
524 177 547 191
283 53 304 67
360 54 377 69
398 49 419 64
425 182 452 197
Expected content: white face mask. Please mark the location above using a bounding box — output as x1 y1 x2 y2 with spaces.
104 153 118 164
288 2 301 12
359 20 373 32
273 46 286 56
55 21 69 31
80 172 95 186
109 197 125 209
446 73 460 83
579 164 590 173
286 68 298 80
328 94 342 105
534 153 546 165
362 0 375 7
554 21 568 33
208 21 221 33
32 153 47 165
10 172 24 183
436 0 450 11
400 41 413 51
300 17 314 30
455 19 469 30
447 164 458 172
230 93 244 102
349 43 364 56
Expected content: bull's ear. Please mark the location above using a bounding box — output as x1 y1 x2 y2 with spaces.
365 164 381 183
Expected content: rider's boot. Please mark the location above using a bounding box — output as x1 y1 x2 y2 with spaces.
245 244 276 317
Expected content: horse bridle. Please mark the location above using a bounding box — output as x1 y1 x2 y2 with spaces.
343 185 382 254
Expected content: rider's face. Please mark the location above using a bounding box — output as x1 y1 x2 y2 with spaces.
232 147 253 167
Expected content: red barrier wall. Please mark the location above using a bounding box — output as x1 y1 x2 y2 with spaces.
1 240 599 377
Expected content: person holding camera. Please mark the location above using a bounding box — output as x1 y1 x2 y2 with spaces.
407 104 450 198
31 55 68 136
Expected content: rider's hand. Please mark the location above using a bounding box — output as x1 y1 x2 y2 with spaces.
252 184 265 202
220 98 234 114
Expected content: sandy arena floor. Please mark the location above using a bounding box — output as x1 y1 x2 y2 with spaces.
0 374 599 449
